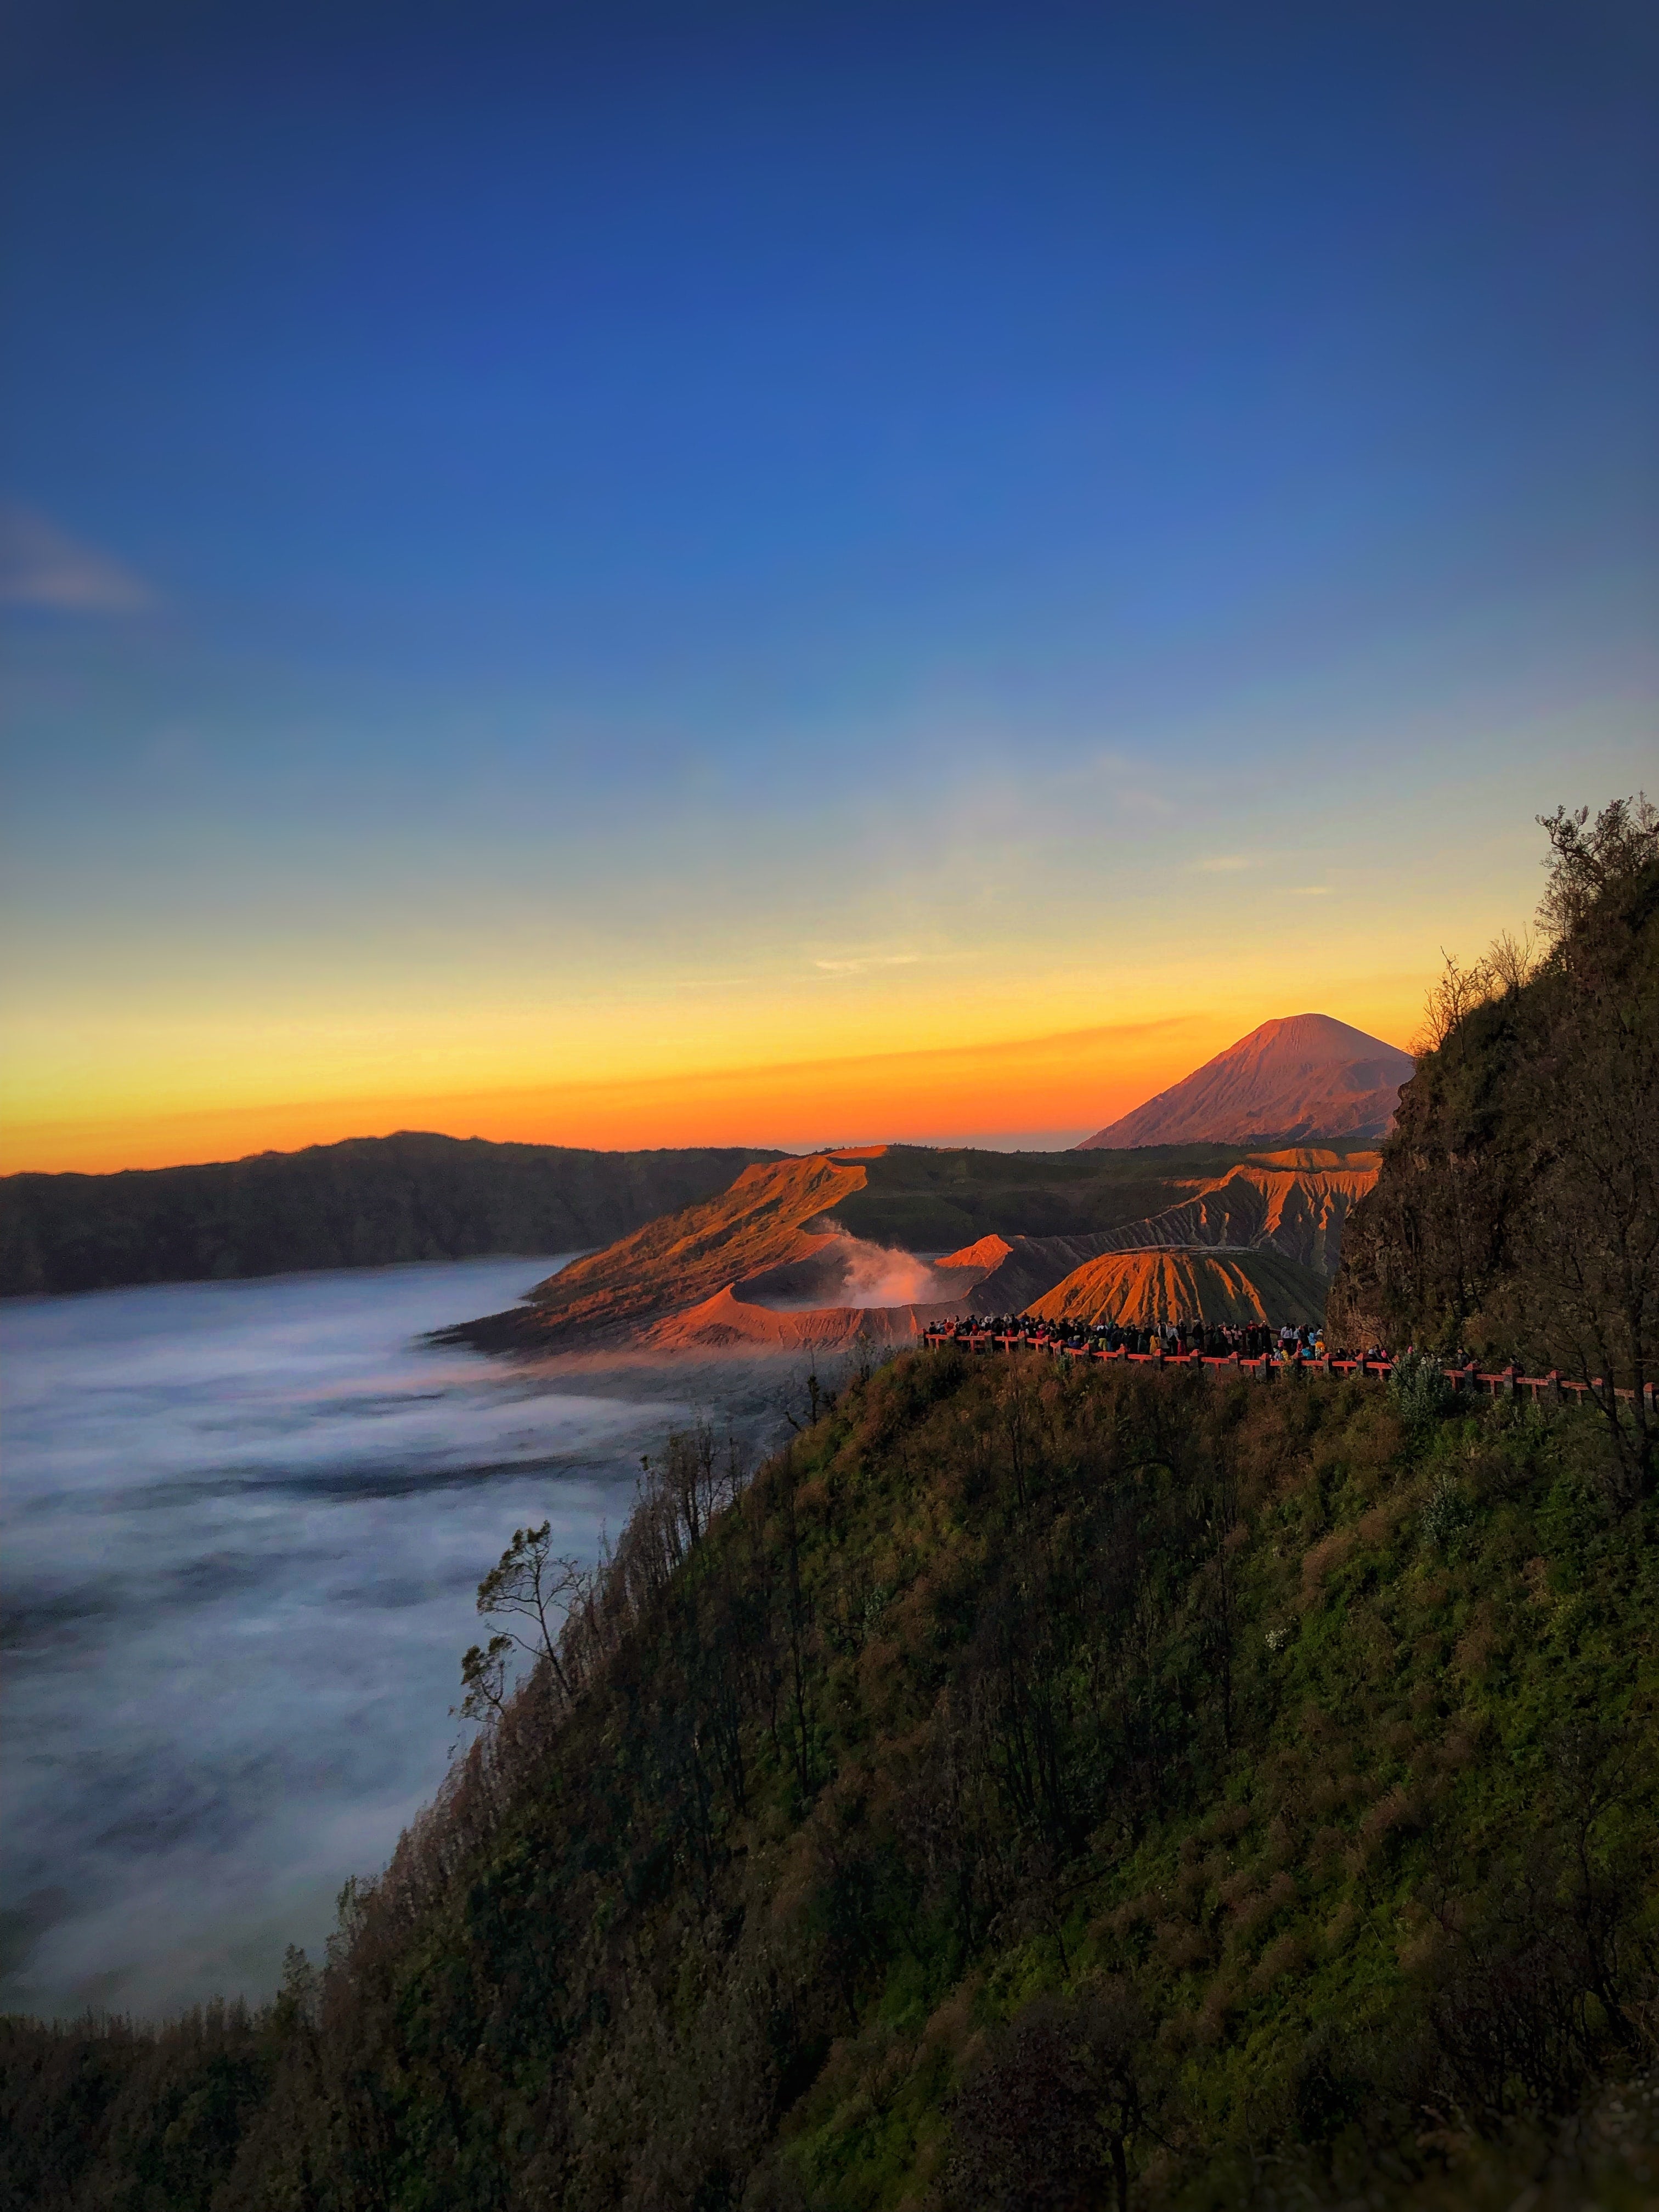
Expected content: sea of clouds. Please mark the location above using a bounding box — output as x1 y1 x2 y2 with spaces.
0 1257 781 2021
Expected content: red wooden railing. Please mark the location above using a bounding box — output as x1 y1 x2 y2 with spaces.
918 1326 1652 1409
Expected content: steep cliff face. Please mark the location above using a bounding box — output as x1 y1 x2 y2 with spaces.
1079 1013 1412 1149
1329 855 1659 1367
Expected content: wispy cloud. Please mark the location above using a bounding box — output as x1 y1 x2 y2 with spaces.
1282 884 1333 897
1190 854 1259 873
811 951 923 977
0 503 154 612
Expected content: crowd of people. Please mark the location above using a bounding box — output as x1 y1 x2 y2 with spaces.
928 1314 1398 1365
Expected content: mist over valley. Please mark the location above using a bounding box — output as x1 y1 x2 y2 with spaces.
0 1257 787 2021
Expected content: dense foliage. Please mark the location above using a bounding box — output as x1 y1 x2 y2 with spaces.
0 1135 779 1296
1329 797 1659 1497
7 1350 1658 2210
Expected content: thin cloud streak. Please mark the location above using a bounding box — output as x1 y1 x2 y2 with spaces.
811 952 923 976
0 503 155 613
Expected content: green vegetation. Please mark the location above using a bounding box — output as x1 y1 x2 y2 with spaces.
827 1146 1261 1252
0 1133 780 1297
7 1354 1657 2209
1331 795 1658 1497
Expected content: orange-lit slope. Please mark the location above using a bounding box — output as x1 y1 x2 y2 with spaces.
504 1152 873 1344
1079 1014 1412 1149
1027 1248 1328 1329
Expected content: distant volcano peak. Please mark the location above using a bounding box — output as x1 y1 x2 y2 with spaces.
1077 1012 1413 1151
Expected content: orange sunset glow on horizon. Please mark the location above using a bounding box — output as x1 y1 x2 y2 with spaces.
4 997 1428 1177
4 0 1652 1190
0 791 1630 1180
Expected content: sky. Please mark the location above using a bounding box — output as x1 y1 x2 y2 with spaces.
2 0 1655 1173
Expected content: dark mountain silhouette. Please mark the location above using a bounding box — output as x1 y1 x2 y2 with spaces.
0 1133 782 1297
1077 1012 1413 1149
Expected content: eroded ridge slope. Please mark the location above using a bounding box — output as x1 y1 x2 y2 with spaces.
438 1152 874 1348
1025 1245 1330 1327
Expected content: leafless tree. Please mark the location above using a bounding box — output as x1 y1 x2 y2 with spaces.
1536 795 1658 943
1412 947 1494 1058
456 1520 588 1723
1487 925 1540 995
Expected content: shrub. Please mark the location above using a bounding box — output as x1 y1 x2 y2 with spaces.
1390 1349 1453 1430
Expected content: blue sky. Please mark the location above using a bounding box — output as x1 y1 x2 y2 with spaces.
2 0 1655 1166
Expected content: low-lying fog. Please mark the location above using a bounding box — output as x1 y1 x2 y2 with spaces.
0 1257 786 2022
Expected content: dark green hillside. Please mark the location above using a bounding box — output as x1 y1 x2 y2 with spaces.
0 1133 781 1296
827 1145 1257 1250
1331 797 1658 1497
8 1353 1658 2210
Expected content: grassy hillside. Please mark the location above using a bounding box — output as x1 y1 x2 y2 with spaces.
9 1351 1657 2210
0 1133 781 1297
